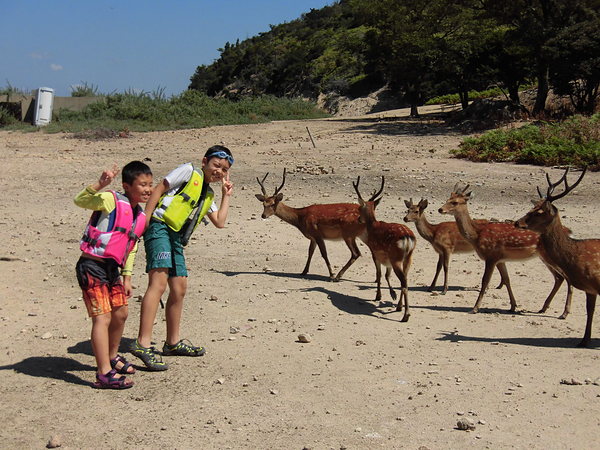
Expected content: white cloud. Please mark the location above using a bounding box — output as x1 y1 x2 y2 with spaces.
30 52 45 59
50 63 63 71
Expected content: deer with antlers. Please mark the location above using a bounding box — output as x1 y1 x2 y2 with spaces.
353 176 416 320
403 198 507 295
515 168 598 347
255 168 382 281
439 184 570 315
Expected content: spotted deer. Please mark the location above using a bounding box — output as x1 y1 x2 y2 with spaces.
403 198 505 294
439 184 569 314
515 168 598 347
255 169 381 281
353 176 416 321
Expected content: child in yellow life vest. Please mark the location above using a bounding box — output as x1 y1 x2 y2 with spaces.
130 145 234 371
74 161 153 389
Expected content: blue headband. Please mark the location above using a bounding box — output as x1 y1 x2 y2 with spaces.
206 150 234 166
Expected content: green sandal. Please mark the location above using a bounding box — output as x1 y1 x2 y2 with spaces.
162 339 206 357
130 339 169 371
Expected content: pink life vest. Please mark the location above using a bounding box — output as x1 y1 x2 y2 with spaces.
80 191 147 267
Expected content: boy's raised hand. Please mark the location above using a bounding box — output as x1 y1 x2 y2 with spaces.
222 171 233 197
98 163 120 189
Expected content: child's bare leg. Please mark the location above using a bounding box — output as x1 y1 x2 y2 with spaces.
165 276 187 345
91 313 112 374
108 305 128 358
137 268 168 348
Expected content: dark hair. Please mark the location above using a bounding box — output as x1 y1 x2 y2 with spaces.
204 145 233 160
122 161 152 185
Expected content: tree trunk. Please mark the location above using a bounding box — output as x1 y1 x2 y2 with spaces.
459 90 469 110
507 83 520 104
410 102 419 117
533 61 550 115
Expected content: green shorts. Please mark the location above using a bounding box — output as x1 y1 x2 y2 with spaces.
144 220 188 277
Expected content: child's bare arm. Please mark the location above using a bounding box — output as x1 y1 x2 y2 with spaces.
208 171 233 228
144 179 169 225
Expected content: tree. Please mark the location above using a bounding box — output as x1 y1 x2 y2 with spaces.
548 12 600 114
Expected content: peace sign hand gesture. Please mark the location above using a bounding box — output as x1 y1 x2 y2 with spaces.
221 171 233 197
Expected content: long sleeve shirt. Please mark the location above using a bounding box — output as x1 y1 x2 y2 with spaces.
74 186 138 276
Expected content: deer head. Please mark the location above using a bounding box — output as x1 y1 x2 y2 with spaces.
516 167 587 232
438 183 472 215
352 176 385 224
255 168 287 219
403 198 428 223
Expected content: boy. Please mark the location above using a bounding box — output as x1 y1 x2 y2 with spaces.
130 145 234 371
75 161 153 389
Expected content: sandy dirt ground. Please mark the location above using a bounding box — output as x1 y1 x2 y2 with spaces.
1 106 599 449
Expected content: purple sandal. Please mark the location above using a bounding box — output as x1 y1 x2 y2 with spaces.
110 355 136 374
93 369 134 390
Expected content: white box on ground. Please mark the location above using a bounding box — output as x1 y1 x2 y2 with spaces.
33 87 54 126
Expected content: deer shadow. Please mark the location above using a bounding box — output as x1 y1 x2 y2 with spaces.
216 269 340 283
436 331 599 349
300 285 409 322
0 356 95 387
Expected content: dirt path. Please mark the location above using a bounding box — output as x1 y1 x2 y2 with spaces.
1 108 599 449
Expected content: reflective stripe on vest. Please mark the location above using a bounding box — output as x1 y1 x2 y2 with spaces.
80 191 147 267
154 168 213 232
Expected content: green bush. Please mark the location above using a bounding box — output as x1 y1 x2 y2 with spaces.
0 106 17 126
452 114 600 170
39 90 328 133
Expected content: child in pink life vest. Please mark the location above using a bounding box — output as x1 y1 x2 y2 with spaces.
74 161 152 389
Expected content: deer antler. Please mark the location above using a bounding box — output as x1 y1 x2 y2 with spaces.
353 176 365 202
256 172 269 196
274 168 287 195
539 167 587 202
368 176 385 201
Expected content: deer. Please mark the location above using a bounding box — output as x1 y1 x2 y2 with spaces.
353 176 416 321
403 198 506 295
438 183 570 315
255 168 382 281
515 168 598 347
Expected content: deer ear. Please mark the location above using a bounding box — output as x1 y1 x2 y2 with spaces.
374 197 382 207
275 193 284 202
255 194 265 201
419 198 428 209
404 199 411 208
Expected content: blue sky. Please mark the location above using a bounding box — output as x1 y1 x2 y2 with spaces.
1 0 334 97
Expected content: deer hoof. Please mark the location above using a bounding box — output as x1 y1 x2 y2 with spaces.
401 314 410 322
469 308 479 314
558 313 568 320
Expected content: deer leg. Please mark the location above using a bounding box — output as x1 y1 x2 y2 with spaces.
496 262 518 312
302 240 317 276
495 266 505 289
538 268 564 314
472 260 498 313
372 255 382 302
578 293 596 347
428 255 443 292
385 266 397 301
559 282 573 320
334 238 361 282
393 264 410 321
441 251 451 295
314 238 335 280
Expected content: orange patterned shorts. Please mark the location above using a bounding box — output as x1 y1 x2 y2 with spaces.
76 257 127 317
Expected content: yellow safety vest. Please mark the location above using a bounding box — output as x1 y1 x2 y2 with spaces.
154 169 214 232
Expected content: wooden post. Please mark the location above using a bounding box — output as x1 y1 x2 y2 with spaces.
306 126 316 148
